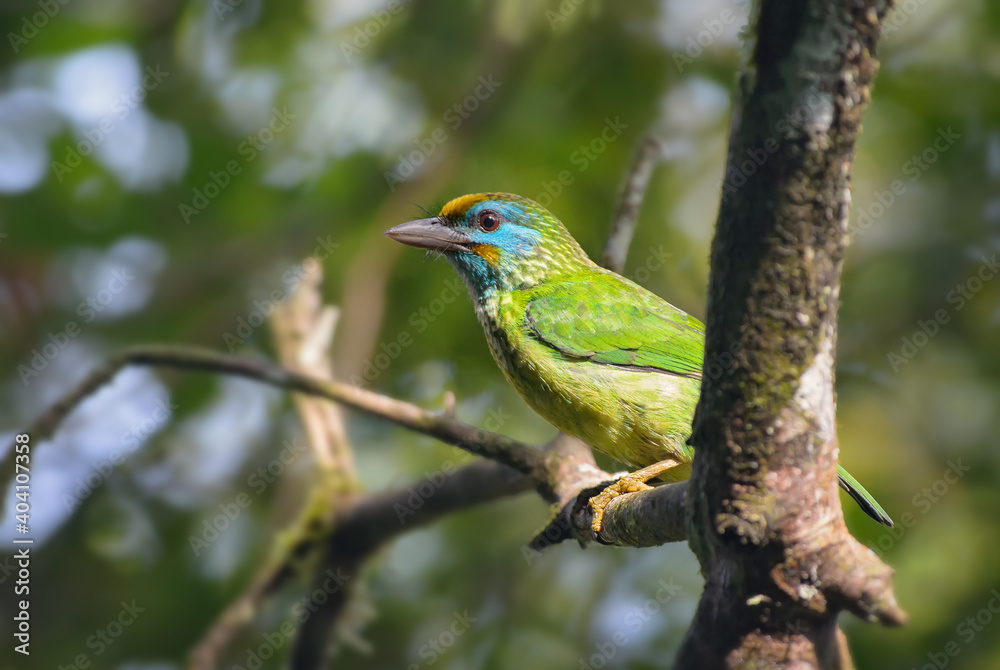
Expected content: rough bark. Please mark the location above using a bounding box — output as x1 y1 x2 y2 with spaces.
680 1 904 668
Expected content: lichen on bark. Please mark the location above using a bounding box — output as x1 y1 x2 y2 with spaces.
679 1 905 667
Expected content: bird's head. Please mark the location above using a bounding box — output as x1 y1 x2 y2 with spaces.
384 193 593 296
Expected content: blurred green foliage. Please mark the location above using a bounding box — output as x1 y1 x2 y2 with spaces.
1 0 999 668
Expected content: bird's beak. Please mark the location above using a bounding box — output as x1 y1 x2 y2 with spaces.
383 218 472 253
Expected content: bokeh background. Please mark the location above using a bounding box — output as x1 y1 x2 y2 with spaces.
1 0 998 668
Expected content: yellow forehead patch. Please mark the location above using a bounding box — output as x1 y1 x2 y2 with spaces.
439 193 491 219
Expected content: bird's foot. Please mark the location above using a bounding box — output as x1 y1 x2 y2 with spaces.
588 459 682 534
588 476 653 534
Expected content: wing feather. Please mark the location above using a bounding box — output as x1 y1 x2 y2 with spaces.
524 273 704 378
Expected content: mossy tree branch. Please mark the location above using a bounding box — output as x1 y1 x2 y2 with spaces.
681 1 905 668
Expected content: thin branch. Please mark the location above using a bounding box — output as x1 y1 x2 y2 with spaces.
6 338 695 667
270 261 370 666
334 461 531 555
4 342 690 552
188 540 304 670
270 260 354 474
191 263 369 669
6 334 693 670
602 134 664 273
0 344 551 509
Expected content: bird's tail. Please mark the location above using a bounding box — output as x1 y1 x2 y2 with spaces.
837 465 893 527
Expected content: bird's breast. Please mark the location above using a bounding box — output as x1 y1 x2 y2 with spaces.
475 294 699 469
474 295 522 378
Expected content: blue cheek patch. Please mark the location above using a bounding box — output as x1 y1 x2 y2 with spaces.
469 225 540 258
466 200 542 259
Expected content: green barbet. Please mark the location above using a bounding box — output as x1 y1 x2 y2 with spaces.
385 192 892 530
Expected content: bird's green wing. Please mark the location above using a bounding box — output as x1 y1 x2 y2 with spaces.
524 272 705 377
837 465 894 527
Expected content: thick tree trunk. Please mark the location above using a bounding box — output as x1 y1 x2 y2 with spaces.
680 1 905 667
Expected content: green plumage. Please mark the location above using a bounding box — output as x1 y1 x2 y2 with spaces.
525 273 705 377
492 269 701 478
385 192 893 526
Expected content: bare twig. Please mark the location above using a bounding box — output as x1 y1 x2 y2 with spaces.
190 261 368 668
602 134 663 273
188 546 303 669
3 342 689 552
271 261 370 664
270 259 354 474
0 344 551 508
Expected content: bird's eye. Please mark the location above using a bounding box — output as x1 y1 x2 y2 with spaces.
478 210 501 232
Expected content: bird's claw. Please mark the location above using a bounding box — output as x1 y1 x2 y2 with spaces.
588 476 653 534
